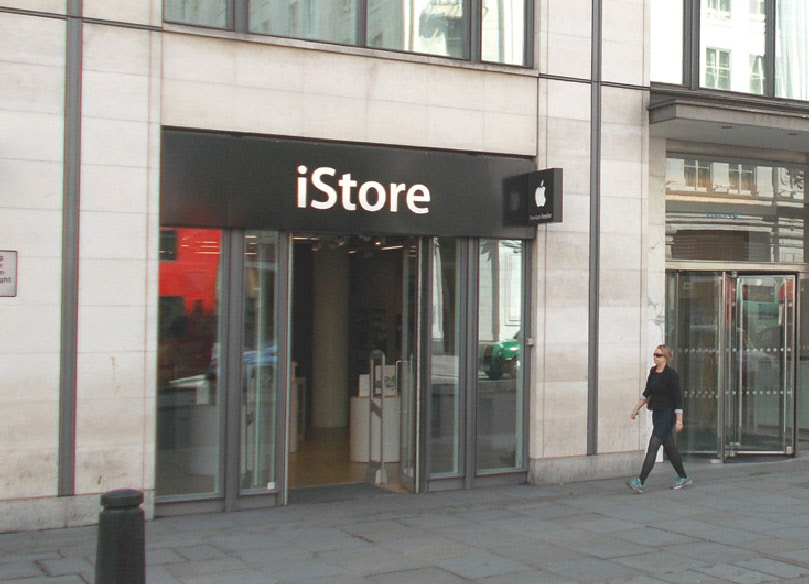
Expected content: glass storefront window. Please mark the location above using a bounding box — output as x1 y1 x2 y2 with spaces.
367 0 469 59
429 237 462 476
651 0 684 84
249 0 357 44
666 155 807 262
156 228 223 498
776 0 809 100
476 240 523 472
481 0 525 66
164 0 231 28
240 231 280 493
699 1 766 94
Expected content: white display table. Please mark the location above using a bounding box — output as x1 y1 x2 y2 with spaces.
349 396 400 462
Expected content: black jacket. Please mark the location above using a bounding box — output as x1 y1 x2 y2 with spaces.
642 365 683 412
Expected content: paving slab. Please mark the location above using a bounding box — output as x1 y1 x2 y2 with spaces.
5 458 809 583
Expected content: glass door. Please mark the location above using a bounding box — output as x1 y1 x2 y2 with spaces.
727 275 795 455
399 238 423 492
668 272 796 459
668 272 724 455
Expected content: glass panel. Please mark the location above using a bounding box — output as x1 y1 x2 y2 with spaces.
775 0 809 100
651 0 684 84
367 0 469 58
156 228 223 498
700 1 767 93
730 276 794 453
400 239 421 491
481 0 525 65
249 0 357 44
798 278 809 453
476 240 523 472
164 0 230 28
429 237 462 476
668 272 722 455
240 231 280 493
665 156 806 263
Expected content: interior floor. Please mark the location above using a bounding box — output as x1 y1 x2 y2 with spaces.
288 427 406 493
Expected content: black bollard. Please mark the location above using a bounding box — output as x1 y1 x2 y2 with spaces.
95 489 145 584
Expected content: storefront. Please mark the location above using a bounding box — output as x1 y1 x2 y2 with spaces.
663 152 809 461
156 128 544 512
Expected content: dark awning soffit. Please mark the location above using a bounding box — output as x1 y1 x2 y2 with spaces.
649 88 809 156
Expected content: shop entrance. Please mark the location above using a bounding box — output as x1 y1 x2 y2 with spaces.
288 234 422 497
667 272 797 458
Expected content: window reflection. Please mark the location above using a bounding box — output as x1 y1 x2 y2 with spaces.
666 156 806 262
249 0 357 44
477 240 523 473
776 0 809 100
429 237 461 476
156 228 223 498
651 0 684 84
481 0 525 65
164 0 230 28
704 47 731 90
166 0 525 65
700 1 766 94
368 0 469 58
241 231 280 493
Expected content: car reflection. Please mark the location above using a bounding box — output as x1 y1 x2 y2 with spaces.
479 330 521 380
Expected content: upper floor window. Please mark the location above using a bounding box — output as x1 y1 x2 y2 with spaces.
652 0 808 102
164 0 529 66
164 0 230 28
776 0 809 100
650 0 684 84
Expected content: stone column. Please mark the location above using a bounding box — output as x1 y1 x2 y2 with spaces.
311 246 349 427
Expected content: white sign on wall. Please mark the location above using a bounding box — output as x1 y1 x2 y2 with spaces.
0 251 17 297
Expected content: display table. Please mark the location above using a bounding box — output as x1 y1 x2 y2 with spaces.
349 396 400 462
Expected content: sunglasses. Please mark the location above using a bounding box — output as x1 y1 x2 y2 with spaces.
653 353 664 357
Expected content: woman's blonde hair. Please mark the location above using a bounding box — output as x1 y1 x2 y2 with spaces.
656 344 673 361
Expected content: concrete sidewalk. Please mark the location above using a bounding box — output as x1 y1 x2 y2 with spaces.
4 458 809 584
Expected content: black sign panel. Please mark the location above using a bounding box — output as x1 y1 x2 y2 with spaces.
503 168 563 226
161 129 536 239
526 168 563 224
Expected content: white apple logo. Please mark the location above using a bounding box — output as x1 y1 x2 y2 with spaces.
535 180 546 208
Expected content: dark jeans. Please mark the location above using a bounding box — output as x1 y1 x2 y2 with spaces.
639 408 686 483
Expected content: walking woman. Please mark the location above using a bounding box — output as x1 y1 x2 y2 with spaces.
627 344 691 493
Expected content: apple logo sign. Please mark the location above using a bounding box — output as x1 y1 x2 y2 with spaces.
535 180 546 208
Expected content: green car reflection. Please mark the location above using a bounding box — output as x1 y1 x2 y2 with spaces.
480 330 521 380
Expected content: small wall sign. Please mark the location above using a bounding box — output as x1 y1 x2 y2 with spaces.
503 168 563 226
0 251 18 297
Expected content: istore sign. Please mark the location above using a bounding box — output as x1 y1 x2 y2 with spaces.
295 165 430 215
161 129 536 239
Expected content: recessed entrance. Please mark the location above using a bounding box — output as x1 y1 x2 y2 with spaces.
288 234 420 496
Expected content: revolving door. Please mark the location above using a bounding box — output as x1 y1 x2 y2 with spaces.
667 272 796 459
